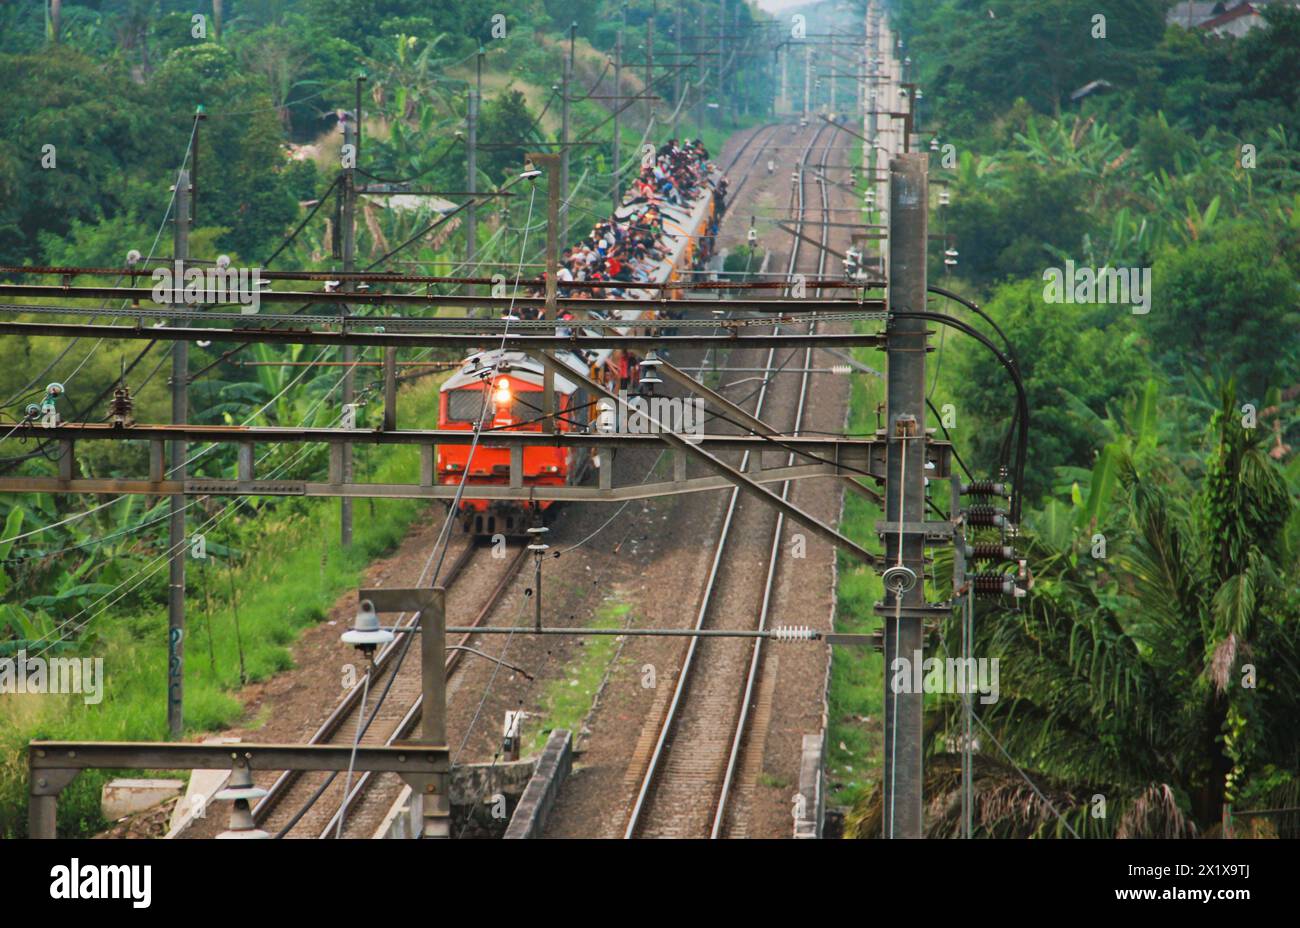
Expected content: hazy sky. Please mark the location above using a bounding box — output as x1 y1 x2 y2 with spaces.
753 0 818 15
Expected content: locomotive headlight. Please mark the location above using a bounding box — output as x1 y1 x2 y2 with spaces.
493 377 512 407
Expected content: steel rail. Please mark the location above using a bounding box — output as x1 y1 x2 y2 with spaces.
245 538 479 828
712 119 842 838
257 545 529 837
311 545 530 838
247 133 776 838
722 122 782 205
624 120 833 839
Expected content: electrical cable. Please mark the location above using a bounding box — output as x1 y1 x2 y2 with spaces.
0 119 199 453
891 310 1028 522
326 183 540 838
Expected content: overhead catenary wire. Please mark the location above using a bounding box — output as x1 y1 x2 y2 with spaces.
0 118 201 452
14 347 365 656
326 182 540 838
889 310 1029 522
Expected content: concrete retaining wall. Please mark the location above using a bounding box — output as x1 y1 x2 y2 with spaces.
376 757 537 839
795 733 825 838
503 729 572 839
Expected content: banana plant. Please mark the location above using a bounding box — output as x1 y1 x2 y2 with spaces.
366 33 458 123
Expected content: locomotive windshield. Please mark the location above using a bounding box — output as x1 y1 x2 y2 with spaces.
446 387 489 423
445 385 547 425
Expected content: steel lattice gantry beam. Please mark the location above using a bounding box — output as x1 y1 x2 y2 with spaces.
27 740 448 840
1 422 951 503
0 283 881 316
0 319 885 352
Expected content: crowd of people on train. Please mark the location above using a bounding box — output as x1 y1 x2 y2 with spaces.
506 138 727 323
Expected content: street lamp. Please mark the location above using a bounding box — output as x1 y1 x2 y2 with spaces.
341 599 394 656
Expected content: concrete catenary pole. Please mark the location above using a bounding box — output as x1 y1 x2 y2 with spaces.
881 152 929 839
167 170 191 738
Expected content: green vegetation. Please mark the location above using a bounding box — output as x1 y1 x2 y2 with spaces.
834 1 1300 837
0 0 781 835
526 596 629 755
0 374 445 837
826 343 884 811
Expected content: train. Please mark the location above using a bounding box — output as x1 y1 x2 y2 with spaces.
436 154 721 537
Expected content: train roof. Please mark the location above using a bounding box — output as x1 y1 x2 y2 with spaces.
442 163 718 396
442 349 587 394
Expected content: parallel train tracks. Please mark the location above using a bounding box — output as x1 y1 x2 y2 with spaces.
624 119 845 838
208 129 783 840
175 119 829 840
179 537 528 839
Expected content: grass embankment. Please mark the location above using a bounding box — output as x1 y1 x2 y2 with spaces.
0 375 447 838
526 596 630 756
827 335 887 811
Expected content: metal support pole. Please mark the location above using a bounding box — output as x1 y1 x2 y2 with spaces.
672 0 683 138
340 105 357 548
613 30 623 210
533 551 543 633
560 24 575 245
733 2 742 121
528 153 562 436
382 348 397 431
191 107 203 223
780 44 788 116
167 169 190 738
646 3 655 124
881 153 929 839
30 793 57 839
717 0 726 128
804 44 811 116
421 587 449 837
421 589 448 747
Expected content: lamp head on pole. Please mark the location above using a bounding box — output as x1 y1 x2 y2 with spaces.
342 599 394 654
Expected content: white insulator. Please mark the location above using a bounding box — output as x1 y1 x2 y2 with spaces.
771 625 816 642
829 364 851 375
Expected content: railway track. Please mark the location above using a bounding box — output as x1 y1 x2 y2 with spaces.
231 537 528 839
176 127 783 842
623 119 845 838
713 118 842 838
722 122 782 204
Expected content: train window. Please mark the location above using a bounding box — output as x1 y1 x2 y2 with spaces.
446 388 487 423
508 393 541 422
508 392 564 425
569 389 590 427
